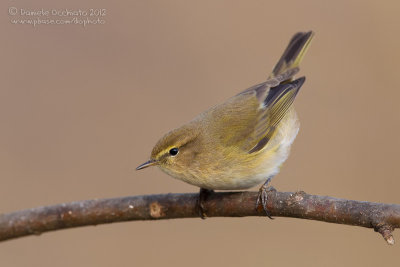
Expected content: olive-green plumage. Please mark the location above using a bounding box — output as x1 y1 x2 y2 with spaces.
137 31 314 191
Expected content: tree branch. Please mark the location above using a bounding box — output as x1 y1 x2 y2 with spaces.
1 190 399 244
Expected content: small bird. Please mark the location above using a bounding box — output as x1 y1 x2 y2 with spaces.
137 31 314 218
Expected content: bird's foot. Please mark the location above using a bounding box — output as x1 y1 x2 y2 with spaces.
197 188 214 219
256 177 275 219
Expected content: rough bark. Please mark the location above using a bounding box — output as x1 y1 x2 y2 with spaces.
1 190 399 244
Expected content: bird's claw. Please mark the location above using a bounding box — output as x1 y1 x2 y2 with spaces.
197 188 214 219
256 177 274 219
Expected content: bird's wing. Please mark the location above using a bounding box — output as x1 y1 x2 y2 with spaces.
208 77 304 153
246 77 305 153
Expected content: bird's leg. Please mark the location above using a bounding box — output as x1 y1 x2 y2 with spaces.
256 177 275 219
197 188 214 219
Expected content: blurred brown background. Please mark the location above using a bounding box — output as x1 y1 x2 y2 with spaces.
1 0 399 266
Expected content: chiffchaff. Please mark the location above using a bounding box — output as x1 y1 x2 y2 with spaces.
137 31 314 217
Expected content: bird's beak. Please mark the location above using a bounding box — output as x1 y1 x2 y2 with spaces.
136 159 157 170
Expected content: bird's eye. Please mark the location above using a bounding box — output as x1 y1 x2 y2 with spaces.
169 148 179 156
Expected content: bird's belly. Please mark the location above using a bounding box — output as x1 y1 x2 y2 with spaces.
200 143 293 190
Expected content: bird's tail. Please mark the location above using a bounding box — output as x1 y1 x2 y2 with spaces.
269 31 314 79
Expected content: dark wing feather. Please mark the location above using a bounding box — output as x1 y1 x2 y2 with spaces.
248 77 305 153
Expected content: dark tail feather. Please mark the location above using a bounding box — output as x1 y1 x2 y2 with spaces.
270 31 314 79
